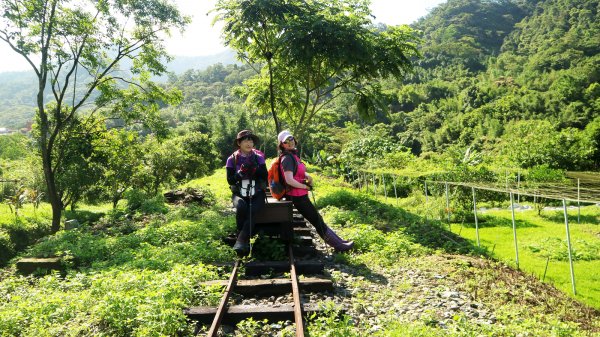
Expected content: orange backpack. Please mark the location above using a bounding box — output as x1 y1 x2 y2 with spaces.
268 153 296 200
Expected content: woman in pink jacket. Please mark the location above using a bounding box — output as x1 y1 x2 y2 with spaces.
277 130 353 252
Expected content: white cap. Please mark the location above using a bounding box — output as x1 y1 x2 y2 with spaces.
277 130 293 143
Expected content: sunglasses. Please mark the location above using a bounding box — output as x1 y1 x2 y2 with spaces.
283 137 295 144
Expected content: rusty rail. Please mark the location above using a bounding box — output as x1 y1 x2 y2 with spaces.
205 259 240 337
289 244 305 336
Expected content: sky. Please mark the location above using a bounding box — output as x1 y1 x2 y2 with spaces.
0 0 445 73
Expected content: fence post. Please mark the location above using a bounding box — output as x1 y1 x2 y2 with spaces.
563 199 577 295
445 182 451 229
472 186 480 247
517 170 521 203
510 192 520 269
577 179 580 224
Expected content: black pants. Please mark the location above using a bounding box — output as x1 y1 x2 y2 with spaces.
232 190 266 240
285 194 327 237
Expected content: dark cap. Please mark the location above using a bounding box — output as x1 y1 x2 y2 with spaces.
234 129 259 147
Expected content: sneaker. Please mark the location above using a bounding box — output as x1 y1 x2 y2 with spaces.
233 241 250 256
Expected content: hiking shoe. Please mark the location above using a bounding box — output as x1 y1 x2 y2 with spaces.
233 241 250 256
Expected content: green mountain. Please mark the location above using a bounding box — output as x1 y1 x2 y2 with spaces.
0 51 238 129
390 0 599 169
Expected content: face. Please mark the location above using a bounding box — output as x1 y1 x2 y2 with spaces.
238 137 254 152
282 136 296 150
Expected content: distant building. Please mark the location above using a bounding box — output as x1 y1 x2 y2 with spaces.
20 121 33 134
0 127 12 135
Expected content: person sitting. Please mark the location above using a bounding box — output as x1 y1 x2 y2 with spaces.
277 130 353 252
225 130 267 256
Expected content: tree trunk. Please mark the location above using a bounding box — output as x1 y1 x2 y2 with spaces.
39 106 63 233
42 149 63 233
267 58 281 133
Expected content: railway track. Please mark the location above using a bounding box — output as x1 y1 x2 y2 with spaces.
184 196 343 336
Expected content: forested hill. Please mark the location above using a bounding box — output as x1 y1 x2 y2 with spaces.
0 51 237 129
0 0 598 171
388 0 599 170
411 0 532 75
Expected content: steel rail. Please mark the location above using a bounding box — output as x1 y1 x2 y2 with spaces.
288 244 305 337
206 259 241 337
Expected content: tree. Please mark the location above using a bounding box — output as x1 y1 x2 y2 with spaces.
97 129 144 209
140 136 185 196
50 115 106 211
174 132 220 181
0 0 187 232
214 0 418 139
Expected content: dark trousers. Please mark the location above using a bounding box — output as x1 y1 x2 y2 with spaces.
232 190 266 240
285 194 327 237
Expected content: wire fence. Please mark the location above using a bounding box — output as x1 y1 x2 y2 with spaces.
343 170 600 296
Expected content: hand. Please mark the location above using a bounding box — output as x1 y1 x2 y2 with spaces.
305 176 313 185
240 162 257 176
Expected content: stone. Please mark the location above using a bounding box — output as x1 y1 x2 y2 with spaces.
16 257 63 275
65 219 80 230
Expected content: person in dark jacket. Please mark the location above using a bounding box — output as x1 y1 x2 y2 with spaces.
225 130 268 255
277 130 353 252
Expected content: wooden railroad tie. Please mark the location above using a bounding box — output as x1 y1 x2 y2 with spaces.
185 303 326 325
191 193 343 335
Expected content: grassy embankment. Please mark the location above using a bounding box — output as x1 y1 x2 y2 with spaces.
449 206 600 309
0 168 598 336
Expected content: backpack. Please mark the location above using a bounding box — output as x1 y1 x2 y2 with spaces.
268 153 297 200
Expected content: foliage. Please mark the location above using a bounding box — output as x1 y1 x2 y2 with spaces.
525 164 567 215
307 301 359 337
0 167 599 335
49 116 107 210
496 120 592 170
0 0 188 232
528 237 600 262
123 189 168 215
0 204 52 266
0 265 219 336
26 205 234 271
173 132 220 181
250 236 287 261
93 129 145 208
339 127 407 170
3 184 27 219
0 133 30 160
318 190 416 231
235 318 295 337
214 0 418 137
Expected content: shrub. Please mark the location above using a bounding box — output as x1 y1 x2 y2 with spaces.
124 189 168 214
0 230 15 265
